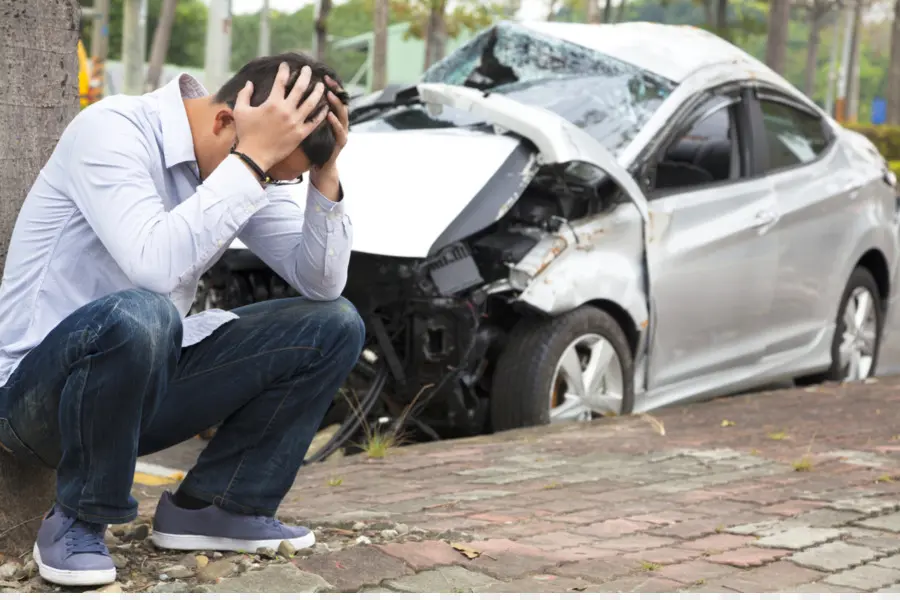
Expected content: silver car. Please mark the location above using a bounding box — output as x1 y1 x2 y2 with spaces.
204 20 900 458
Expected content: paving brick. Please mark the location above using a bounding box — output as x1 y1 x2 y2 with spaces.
754 527 844 550
824 565 900 591
585 576 684 592
788 541 880 572
475 574 594 592
377 540 466 570
384 566 499 592
759 500 828 516
714 561 823 591
517 530 597 550
298 546 413 592
704 547 789 567
679 534 751 552
654 560 738 584
575 518 652 537
857 512 900 533
621 547 702 566
551 557 639 582
593 534 675 552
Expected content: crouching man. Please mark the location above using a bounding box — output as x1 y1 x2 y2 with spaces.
0 53 363 586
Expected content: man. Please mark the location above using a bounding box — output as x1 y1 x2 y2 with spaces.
0 53 363 586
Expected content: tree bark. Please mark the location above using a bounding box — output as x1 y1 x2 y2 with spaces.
888 0 900 123
765 0 792 74
372 0 389 90
145 0 177 92
805 9 823 97
313 0 332 61
423 0 447 70
586 0 600 23
0 0 80 555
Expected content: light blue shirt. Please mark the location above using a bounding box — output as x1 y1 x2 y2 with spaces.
0 74 352 386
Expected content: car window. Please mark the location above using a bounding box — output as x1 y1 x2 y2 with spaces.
759 99 829 171
654 104 737 192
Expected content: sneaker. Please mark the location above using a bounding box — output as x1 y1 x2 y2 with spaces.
151 491 315 552
33 506 116 586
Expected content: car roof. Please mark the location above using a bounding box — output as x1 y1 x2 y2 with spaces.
517 21 776 84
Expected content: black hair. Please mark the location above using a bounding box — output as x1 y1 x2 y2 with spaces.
214 52 350 167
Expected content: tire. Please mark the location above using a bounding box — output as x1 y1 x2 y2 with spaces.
796 266 884 385
490 305 635 432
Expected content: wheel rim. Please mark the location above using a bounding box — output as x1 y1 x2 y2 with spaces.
839 286 878 381
549 333 625 422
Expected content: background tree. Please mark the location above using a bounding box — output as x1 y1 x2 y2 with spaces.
145 0 178 90
0 0 80 554
372 0 390 89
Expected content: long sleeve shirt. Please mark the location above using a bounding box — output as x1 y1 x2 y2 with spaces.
0 74 353 386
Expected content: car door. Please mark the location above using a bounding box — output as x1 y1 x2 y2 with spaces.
645 87 780 392
748 89 858 358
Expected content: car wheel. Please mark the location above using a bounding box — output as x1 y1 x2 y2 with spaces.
797 266 883 385
491 305 635 431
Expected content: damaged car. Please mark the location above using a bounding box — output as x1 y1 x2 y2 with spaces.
195 21 900 460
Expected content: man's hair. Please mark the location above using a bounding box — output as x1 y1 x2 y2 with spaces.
214 53 349 167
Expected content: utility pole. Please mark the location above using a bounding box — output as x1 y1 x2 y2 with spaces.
258 0 271 57
89 0 110 101
205 0 233 91
122 0 146 95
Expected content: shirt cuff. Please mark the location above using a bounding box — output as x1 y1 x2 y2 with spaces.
307 181 345 216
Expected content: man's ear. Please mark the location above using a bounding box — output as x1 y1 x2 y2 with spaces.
212 107 236 136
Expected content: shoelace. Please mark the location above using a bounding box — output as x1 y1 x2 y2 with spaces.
53 516 109 556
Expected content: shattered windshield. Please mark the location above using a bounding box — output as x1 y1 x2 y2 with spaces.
355 22 675 156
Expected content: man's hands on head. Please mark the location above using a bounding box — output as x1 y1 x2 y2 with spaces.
233 63 327 173
309 75 350 202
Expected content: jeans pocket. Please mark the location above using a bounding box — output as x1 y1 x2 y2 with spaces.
0 417 52 469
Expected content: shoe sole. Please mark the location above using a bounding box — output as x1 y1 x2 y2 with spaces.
150 529 316 552
33 544 116 587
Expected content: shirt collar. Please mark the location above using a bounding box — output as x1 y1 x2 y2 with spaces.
159 73 208 169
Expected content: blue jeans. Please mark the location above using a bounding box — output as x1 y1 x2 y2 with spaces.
0 289 364 524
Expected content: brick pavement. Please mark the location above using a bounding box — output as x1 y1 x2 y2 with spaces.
135 378 900 592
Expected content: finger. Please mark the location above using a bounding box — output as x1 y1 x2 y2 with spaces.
286 65 312 107
328 90 349 128
269 62 290 103
235 80 254 110
301 105 330 135
297 82 325 120
324 75 344 94
328 111 347 146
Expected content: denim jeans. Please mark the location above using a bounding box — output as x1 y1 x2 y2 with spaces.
0 289 364 524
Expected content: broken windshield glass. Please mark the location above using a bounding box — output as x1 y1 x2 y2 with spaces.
410 21 675 155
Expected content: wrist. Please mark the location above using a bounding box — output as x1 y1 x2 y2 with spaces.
233 145 275 173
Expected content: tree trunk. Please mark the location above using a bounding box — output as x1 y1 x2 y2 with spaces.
313 0 332 61
716 0 730 40
586 0 600 23
372 0 389 90
145 0 177 92
765 0 792 74
805 9 823 97
888 0 900 123
0 0 79 555
423 0 447 70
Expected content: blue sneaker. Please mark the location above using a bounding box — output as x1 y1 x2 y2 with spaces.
151 491 315 552
33 506 116 586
